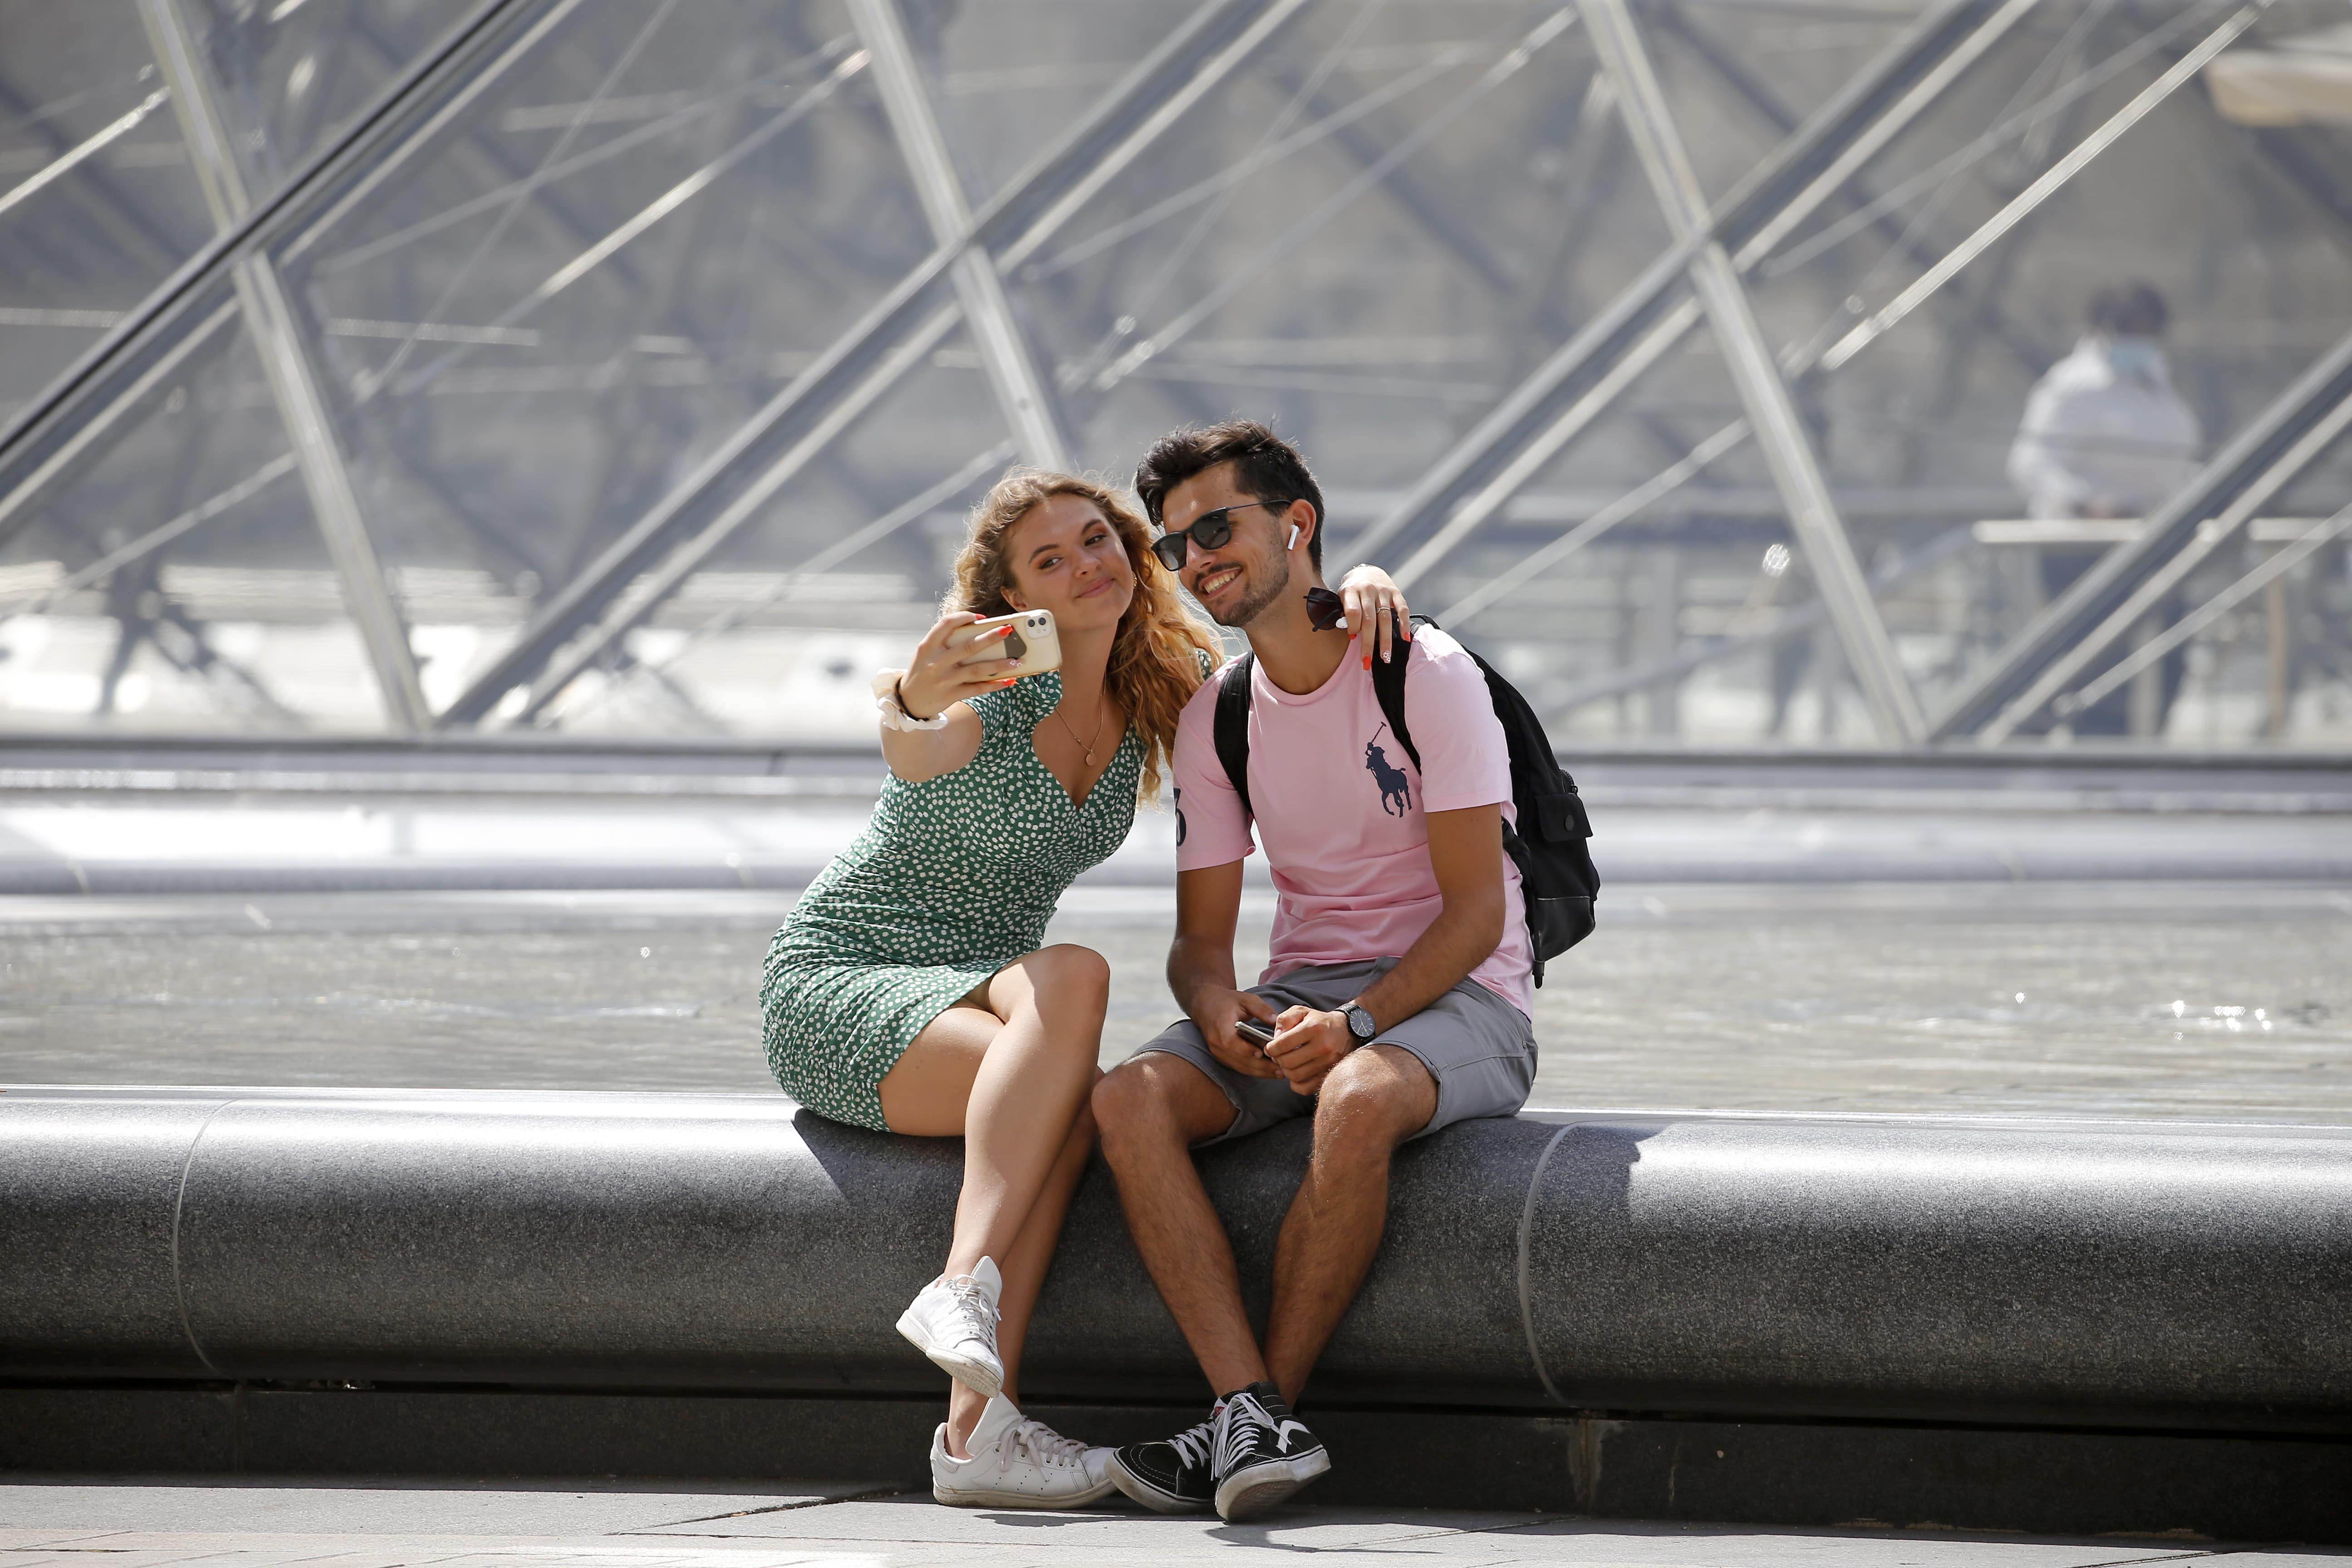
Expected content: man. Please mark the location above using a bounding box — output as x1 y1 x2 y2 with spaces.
2006 280 2201 735
1091 421 1536 1521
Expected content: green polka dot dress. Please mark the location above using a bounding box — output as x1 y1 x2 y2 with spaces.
760 670 1145 1132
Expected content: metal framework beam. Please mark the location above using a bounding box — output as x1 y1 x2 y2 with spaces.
339 8 651 298
438 0 1313 727
848 0 1072 469
0 86 173 231
510 306 962 724
1403 0 2262 648
1339 0 2034 576
1537 525 1975 720
555 441 1015 725
1815 5 2262 375
1574 0 1923 745
1940 324 2352 742
0 69 188 274
2054 502 2352 723
138 0 430 731
0 0 582 553
1264 65 1522 299
1650 0 2051 382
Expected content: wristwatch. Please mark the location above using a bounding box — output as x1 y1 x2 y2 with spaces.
1340 1001 1378 1043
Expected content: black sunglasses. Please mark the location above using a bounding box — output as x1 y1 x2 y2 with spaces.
1149 499 1291 572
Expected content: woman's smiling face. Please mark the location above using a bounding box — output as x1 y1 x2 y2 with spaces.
1001 491 1137 634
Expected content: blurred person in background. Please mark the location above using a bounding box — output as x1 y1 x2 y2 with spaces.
758 465 1409 1510
2005 281 2201 735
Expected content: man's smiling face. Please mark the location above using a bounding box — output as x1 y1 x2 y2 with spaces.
1161 461 1301 628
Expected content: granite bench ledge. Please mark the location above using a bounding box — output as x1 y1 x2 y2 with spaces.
2 1084 2347 1436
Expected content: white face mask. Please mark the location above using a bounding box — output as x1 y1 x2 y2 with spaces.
2104 336 2166 382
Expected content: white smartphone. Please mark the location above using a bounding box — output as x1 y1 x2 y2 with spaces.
955 608 1061 679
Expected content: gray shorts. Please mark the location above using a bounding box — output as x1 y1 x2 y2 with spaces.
1132 958 1536 1146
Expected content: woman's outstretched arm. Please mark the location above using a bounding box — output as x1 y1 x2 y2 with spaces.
877 611 1019 782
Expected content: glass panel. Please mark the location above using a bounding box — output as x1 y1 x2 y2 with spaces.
186 0 485 196
0 0 207 403
923 0 1183 203
0 314 401 732
3 0 2348 748
1747 1 2352 746
529 341 1007 738
0 0 480 417
285 0 946 709
1044 1 1636 510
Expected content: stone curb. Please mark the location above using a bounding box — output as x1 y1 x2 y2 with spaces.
5 1087 2349 1435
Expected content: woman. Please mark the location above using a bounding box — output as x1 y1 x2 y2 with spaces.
759 468 1407 1509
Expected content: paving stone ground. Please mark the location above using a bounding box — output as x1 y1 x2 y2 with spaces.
0 1480 2342 1567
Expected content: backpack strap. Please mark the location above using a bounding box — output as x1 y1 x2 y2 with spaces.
1368 615 1429 773
1213 653 1256 823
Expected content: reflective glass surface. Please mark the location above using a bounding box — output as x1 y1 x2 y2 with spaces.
0 0 2347 747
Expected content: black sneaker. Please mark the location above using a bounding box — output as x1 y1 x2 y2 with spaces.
1210 1381 1329 1521
1105 1404 1219 1513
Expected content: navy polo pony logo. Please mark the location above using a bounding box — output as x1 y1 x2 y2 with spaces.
1365 725 1411 817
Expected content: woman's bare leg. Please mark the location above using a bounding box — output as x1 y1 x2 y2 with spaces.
877 944 1109 1457
945 1098 1096 1449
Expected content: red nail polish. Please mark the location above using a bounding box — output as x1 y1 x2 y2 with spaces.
1361 654 1371 671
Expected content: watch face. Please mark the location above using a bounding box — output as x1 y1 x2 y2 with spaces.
1347 1005 1376 1040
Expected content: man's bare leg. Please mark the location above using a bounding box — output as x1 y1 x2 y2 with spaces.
1263 1045 1435 1404
1093 1054 1268 1396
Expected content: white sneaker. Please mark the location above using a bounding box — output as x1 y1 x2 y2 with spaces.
897 1256 1004 1397
932 1394 1117 1509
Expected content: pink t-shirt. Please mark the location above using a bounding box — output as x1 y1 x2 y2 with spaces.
1172 627 1533 1018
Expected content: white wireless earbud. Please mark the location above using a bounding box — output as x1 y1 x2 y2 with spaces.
1287 524 1301 550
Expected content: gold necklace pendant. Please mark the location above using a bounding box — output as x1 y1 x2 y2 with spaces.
1054 689 1110 773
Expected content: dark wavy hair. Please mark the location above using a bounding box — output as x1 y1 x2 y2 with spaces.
2089 282 2167 338
1132 419 1328 572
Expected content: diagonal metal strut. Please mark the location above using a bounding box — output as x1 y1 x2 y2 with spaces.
849 0 1073 470
1407 0 2263 648
1340 0 2035 579
0 0 584 555
441 0 1314 728
138 0 431 731
1576 0 1923 745
1944 323 2352 742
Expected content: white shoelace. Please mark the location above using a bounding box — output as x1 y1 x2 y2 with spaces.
1167 1414 1218 1471
1214 1392 1275 1474
942 1275 1000 1345
998 1417 1089 1474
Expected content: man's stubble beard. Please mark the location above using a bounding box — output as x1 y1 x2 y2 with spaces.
1207 549 1292 629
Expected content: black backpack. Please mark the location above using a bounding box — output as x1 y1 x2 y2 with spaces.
1211 616 1598 985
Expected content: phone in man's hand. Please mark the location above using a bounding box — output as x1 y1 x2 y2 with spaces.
1233 1017 1276 1049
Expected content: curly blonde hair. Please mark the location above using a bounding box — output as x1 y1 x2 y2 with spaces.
950 469 1220 801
